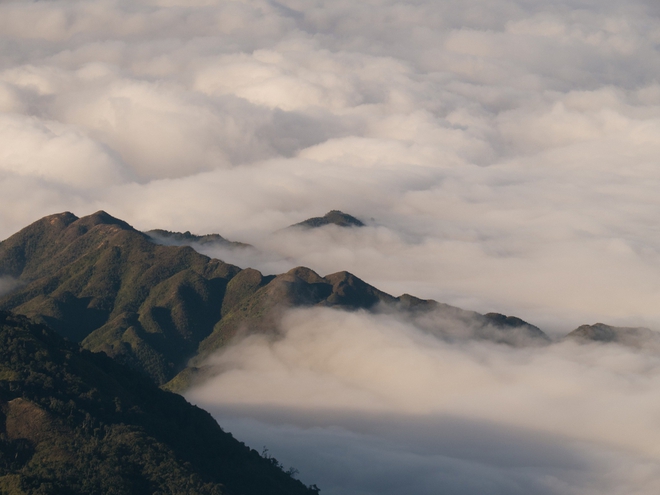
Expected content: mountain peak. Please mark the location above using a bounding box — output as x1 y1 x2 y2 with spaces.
46 211 79 225
291 210 365 229
76 210 135 231
565 322 656 345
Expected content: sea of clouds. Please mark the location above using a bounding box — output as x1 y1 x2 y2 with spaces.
2 0 660 492
189 307 660 494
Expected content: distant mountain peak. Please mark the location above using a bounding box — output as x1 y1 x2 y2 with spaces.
291 210 365 229
146 229 252 249
76 210 136 232
565 322 657 346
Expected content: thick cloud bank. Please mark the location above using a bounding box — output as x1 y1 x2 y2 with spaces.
189 307 660 494
2 0 660 329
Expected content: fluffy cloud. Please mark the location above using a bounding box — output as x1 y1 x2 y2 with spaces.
0 113 129 186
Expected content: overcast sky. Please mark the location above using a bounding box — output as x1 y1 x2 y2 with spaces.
3 0 660 492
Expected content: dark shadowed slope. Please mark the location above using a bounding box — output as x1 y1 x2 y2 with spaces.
0 212 548 389
0 311 317 495
289 210 365 229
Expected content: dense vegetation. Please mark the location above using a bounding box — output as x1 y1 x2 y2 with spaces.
0 211 242 384
0 311 317 495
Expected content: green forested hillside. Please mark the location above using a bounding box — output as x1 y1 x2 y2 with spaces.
0 311 317 495
0 211 241 384
0 211 547 388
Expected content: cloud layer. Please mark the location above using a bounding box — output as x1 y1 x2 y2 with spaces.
189 307 660 494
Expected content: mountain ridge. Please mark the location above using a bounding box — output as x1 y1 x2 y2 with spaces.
146 229 252 250
0 211 241 384
289 210 365 229
0 211 548 388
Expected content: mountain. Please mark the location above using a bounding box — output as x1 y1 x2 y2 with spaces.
394 295 549 346
289 210 365 229
0 211 547 389
146 229 251 250
193 267 396 361
0 310 317 495
0 211 242 385
166 270 548 392
565 323 660 350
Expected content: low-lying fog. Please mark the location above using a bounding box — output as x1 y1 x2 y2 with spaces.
189 307 660 494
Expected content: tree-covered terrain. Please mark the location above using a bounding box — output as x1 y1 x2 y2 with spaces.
0 310 317 495
0 211 547 387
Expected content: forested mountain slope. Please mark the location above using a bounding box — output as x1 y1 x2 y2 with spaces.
0 311 317 495
0 212 547 386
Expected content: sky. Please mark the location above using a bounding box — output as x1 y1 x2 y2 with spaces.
2 0 660 493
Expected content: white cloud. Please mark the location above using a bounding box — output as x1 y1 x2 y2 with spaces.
189 307 660 494
0 113 129 187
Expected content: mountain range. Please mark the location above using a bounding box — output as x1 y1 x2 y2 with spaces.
146 229 252 250
0 211 550 389
0 210 657 493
